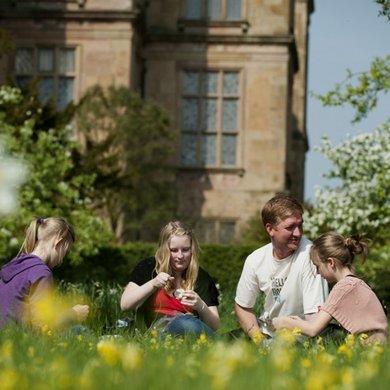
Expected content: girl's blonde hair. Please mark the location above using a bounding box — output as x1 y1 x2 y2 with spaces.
310 231 369 271
155 221 199 291
19 217 75 260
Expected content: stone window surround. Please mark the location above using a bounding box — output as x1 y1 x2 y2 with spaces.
180 68 242 170
196 218 237 244
13 45 77 109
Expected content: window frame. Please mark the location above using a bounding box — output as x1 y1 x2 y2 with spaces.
183 0 246 22
13 45 77 109
195 219 237 244
179 68 243 170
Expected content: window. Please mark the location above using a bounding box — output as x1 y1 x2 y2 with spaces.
181 70 240 167
185 0 241 20
15 46 76 110
196 220 236 243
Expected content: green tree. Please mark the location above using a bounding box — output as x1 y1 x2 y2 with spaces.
74 85 177 243
0 85 113 263
305 2 390 242
376 0 390 20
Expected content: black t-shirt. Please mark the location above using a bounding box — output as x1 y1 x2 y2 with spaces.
129 257 219 326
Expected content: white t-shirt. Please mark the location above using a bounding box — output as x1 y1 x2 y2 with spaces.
235 237 328 322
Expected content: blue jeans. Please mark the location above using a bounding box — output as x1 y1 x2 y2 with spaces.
165 315 214 337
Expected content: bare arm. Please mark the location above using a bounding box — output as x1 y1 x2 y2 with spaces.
272 311 332 337
120 272 174 311
234 303 261 338
197 304 220 331
180 291 220 330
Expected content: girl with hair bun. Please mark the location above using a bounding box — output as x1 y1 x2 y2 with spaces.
0 217 89 328
273 231 388 343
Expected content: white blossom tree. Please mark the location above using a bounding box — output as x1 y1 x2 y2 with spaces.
0 86 26 214
304 122 390 241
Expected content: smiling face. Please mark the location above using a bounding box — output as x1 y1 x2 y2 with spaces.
266 215 303 259
169 234 192 276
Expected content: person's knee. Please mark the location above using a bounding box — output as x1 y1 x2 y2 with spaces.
167 316 213 336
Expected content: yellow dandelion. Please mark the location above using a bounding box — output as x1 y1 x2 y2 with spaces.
341 367 354 387
197 333 208 345
121 343 143 371
338 344 353 359
292 327 302 336
1 339 13 359
0 367 19 390
300 358 311 369
345 334 355 347
275 328 297 344
251 331 265 345
96 339 122 366
305 368 338 390
166 355 175 367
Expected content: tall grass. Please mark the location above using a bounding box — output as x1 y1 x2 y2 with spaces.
0 282 389 389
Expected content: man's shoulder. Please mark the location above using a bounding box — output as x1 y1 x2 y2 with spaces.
246 242 273 262
298 237 312 253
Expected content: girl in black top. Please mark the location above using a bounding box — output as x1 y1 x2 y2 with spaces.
120 221 219 336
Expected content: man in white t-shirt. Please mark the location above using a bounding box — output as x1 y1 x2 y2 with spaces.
235 194 329 338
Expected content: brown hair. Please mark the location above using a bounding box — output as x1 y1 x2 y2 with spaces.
261 194 303 228
19 217 75 259
310 232 369 271
155 221 200 291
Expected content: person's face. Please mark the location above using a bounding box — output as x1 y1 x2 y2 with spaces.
312 257 335 283
266 215 303 257
169 235 192 275
48 237 70 269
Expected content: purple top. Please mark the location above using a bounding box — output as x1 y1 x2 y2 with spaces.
0 253 53 327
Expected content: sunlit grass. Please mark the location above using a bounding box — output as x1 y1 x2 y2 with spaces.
1 282 386 389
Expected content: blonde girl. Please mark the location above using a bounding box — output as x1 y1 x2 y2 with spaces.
121 221 220 336
0 217 89 328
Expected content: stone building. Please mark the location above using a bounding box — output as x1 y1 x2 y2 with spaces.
0 0 313 243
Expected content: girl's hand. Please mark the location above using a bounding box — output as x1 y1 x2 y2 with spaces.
72 304 90 322
180 290 206 312
272 315 299 329
152 272 174 289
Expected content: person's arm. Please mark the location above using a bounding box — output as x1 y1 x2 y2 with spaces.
235 303 261 338
305 312 319 320
120 272 174 311
197 303 220 331
272 311 332 337
29 278 89 328
179 290 220 330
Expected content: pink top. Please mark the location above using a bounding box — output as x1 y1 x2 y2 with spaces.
322 276 388 343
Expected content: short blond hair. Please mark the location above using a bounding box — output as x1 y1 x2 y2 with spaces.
261 194 303 228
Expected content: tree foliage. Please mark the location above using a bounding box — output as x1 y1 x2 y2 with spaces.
304 122 390 241
0 85 113 263
74 85 177 242
376 0 390 20
305 3 390 251
313 54 390 123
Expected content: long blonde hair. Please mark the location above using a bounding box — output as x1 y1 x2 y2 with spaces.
18 217 75 263
155 221 199 291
